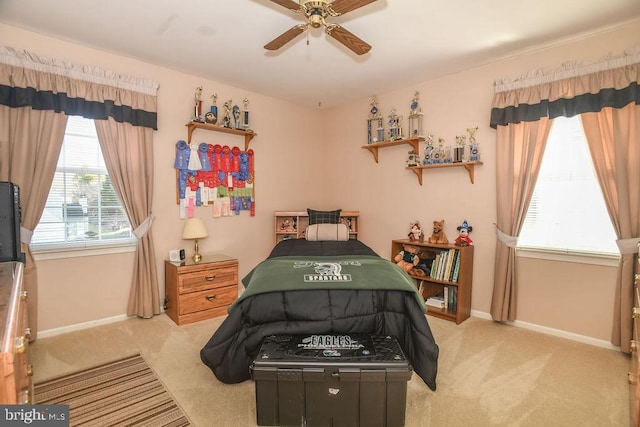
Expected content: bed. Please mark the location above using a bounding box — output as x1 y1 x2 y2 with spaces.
200 237 439 391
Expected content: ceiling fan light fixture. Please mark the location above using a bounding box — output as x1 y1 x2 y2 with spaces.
308 13 325 28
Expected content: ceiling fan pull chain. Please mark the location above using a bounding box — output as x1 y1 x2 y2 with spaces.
306 30 310 46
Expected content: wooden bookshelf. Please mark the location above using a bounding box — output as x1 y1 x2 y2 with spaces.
391 239 473 324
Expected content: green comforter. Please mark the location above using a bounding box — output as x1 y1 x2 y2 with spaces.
235 255 425 311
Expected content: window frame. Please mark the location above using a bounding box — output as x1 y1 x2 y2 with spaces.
30 116 137 258
515 115 620 265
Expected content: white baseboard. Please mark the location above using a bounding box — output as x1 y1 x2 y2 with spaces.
38 314 132 339
471 310 619 351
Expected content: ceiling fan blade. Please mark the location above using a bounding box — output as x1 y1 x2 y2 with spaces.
326 25 371 55
329 0 377 15
267 0 301 12
264 25 307 51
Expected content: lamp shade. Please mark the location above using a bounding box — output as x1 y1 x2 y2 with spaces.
182 217 208 240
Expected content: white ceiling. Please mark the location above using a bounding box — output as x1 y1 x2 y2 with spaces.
1 0 639 109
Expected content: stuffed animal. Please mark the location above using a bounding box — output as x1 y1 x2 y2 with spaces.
408 220 424 242
280 219 291 231
428 219 449 244
394 244 421 273
455 220 473 246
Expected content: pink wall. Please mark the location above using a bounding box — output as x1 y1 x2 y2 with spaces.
1 20 638 345
0 23 325 332
320 21 639 345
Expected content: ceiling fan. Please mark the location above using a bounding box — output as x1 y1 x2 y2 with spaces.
264 0 377 55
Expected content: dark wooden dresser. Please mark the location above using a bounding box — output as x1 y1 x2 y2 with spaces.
0 262 32 404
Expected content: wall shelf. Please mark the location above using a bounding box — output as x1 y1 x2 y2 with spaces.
186 122 257 151
361 137 423 163
407 161 483 185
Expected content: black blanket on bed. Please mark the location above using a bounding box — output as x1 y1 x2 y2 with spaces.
199 239 439 391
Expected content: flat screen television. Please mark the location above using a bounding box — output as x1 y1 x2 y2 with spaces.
0 181 25 263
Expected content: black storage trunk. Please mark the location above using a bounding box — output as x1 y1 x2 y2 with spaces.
0 182 24 263
251 334 412 427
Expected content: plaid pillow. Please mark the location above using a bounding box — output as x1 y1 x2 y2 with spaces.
307 208 342 224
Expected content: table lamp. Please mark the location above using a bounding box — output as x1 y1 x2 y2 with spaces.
182 217 208 263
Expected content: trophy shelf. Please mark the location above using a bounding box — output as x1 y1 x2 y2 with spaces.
186 122 257 151
361 137 423 163
407 161 483 186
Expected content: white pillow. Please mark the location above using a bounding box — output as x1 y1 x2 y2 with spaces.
305 223 349 241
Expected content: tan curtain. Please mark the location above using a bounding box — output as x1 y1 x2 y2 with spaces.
1 44 160 329
94 118 160 318
491 119 551 321
0 45 158 130
490 48 639 347
0 105 68 338
581 102 640 352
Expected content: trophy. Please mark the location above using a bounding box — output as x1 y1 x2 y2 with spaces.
408 91 424 138
467 127 480 161
193 86 204 122
232 105 241 129
222 100 232 128
406 150 419 167
206 93 218 124
443 145 453 163
388 108 403 141
367 96 384 144
242 98 251 131
454 135 466 163
432 138 445 164
423 134 435 165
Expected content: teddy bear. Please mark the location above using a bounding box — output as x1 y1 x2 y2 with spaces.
408 220 424 242
455 220 473 246
394 244 421 273
428 219 449 244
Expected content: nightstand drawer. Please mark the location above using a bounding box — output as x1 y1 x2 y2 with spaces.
165 255 239 325
178 266 237 294
179 285 237 315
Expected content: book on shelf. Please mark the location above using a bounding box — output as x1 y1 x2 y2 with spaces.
443 285 449 308
448 250 459 282
425 296 445 309
444 248 456 281
430 254 440 279
447 286 457 311
425 247 463 282
425 291 445 309
435 250 446 280
451 252 461 283
439 250 447 279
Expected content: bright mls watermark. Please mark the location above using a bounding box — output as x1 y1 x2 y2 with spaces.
0 405 69 426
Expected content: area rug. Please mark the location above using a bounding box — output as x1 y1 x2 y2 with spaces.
34 353 191 427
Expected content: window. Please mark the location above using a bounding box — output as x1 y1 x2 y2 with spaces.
31 116 134 251
518 115 619 256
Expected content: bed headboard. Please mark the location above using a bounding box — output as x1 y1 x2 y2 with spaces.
274 211 359 244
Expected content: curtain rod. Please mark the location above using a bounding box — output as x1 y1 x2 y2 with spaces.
494 44 640 93
0 44 160 96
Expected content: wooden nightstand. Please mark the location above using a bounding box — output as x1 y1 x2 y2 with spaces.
164 254 238 325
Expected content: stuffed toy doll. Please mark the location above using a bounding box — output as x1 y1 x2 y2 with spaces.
408 220 424 242
455 220 473 246
394 244 420 273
